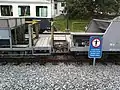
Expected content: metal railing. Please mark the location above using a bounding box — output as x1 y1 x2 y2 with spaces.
28 20 40 48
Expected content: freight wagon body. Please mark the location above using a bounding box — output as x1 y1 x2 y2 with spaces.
0 17 120 57
70 17 120 54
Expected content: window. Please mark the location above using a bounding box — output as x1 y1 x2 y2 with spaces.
54 4 57 9
36 6 48 17
1 5 13 16
18 6 30 16
61 2 65 7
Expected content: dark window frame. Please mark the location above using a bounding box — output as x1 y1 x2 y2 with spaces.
18 6 30 16
1 5 13 16
36 6 48 17
61 2 65 7
54 4 57 9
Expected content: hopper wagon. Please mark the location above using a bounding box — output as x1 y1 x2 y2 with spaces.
0 17 120 58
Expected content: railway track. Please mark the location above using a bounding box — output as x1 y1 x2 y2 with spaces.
0 54 120 66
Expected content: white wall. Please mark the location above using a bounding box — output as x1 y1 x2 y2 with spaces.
54 2 65 17
0 3 54 18
0 0 53 3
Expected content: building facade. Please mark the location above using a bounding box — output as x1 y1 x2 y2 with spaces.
0 0 66 18
0 0 55 18
54 0 65 17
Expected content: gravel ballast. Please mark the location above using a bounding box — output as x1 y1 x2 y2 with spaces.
0 63 120 90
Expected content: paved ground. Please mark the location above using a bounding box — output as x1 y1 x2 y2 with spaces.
0 63 120 90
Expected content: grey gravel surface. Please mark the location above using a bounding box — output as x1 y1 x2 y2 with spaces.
0 63 120 90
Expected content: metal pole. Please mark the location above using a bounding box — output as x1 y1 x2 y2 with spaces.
93 58 96 66
7 19 12 49
51 21 54 48
14 28 17 44
66 0 69 32
35 23 39 39
28 24 32 48
67 16 69 30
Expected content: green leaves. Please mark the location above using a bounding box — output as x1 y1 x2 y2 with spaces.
65 0 120 19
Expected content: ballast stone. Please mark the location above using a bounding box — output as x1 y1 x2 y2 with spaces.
0 63 120 89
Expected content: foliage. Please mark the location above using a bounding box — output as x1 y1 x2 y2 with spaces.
54 15 89 32
65 0 120 19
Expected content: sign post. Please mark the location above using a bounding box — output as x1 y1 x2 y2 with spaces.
93 58 96 66
88 36 103 66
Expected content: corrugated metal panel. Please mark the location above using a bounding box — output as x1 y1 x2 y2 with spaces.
21 18 25 24
8 18 16 28
0 19 8 28
16 18 21 26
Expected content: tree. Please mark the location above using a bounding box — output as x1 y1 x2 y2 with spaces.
65 0 94 19
65 0 120 19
